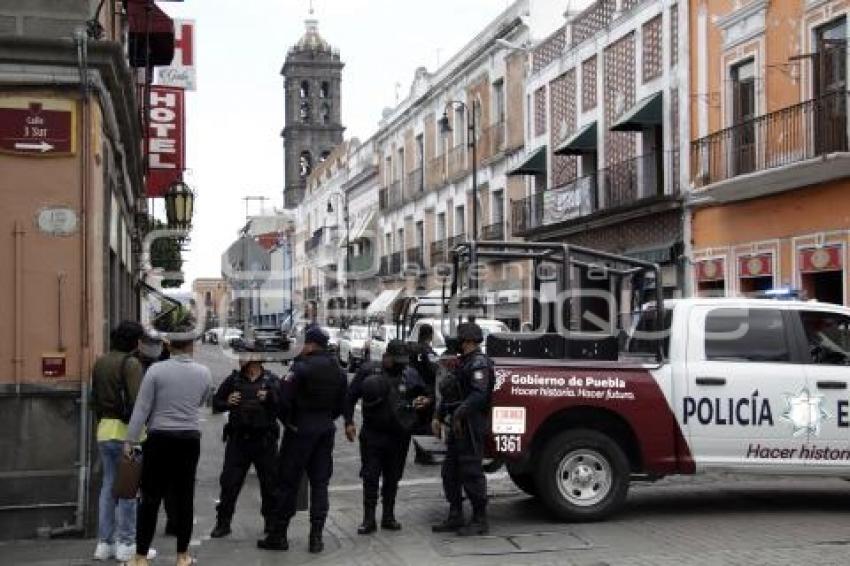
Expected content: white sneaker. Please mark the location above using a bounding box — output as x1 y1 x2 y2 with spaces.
115 543 156 562
93 541 115 560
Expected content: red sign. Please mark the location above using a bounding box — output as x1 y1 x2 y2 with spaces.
147 86 185 197
696 258 725 282
799 246 843 273
42 354 66 378
739 254 773 278
0 100 75 156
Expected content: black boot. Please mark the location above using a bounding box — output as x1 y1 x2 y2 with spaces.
381 500 401 531
457 509 489 537
357 503 377 535
210 519 231 539
308 521 324 554
431 508 464 533
257 521 289 551
164 521 178 537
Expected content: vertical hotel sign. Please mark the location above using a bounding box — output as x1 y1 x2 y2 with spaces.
147 86 185 198
156 19 196 91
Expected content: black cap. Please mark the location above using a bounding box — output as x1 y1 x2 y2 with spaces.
456 322 484 344
305 326 330 347
384 339 410 364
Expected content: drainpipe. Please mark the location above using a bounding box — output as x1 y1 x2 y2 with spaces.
13 221 24 396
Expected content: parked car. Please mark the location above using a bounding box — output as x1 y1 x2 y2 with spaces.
406 318 510 356
240 326 287 352
205 327 242 345
338 325 370 369
368 324 398 362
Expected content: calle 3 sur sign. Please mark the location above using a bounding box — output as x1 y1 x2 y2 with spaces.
0 98 76 157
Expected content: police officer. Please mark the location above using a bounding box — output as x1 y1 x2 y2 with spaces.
344 340 431 535
258 326 347 554
431 322 494 536
210 356 280 538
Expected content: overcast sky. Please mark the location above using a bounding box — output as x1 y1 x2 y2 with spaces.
158 0 571 288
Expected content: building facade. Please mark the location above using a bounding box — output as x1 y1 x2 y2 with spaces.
510 0 687 330
282 15 345 209
0 0 170 539
688 0 850 305
192 278 232 329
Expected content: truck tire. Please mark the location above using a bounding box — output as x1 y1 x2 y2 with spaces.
507 466 538 497
535 429 629 521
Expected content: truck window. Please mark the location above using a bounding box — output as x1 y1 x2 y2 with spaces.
800 311 850 365
627 309 672 357
704 308 789 362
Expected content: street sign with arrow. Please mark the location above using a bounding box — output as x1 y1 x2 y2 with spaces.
0 97 76 157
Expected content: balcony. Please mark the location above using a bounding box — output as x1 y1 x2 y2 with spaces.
404 247 425 274
429 154 448 190
691 91 848 195
447 142 467 180
348 251 375 276
481 220 505 240
304 228 324 254
600 152 663 209
430 240 447 265
511 174 597 236
391 251 402 274
447 232 466 252
380 181 405 212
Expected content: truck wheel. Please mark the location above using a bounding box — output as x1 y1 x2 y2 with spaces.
535 429 629 522
507 467 538 497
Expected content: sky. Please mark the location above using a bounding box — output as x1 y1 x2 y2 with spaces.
158 0 571 288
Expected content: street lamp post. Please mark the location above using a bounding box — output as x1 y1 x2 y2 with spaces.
439 99 479 241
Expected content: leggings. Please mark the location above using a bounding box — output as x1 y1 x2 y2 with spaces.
136 432 201 555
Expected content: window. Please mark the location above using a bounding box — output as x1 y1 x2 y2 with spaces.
321 103 331 124
493 79 505 124
454 106 465 146
436 212 446 242
704 308 790 362
415 220 424 249
300 81 309 99
300 100 311 123
730 59 755 174
320 81 330 98
801 311 850 365
455 205 465 236
320 150 331 162
492 189 504 222
396 228 404 251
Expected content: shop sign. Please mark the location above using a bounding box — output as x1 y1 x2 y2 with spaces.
147 86 185 197
0 98 76 156
697 258 725 282
799 246 843 273
739 254 773 279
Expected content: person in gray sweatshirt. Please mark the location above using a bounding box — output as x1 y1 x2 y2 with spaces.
124 328 212 566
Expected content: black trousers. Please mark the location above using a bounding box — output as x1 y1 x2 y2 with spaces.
137 432 201 555
359 428 410 508
271 428 335 530
441 427 487 514
216 431 278 523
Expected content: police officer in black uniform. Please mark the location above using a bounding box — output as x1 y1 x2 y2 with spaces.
210 356 280 538
344 339 431 535
431 322 495 536
258 326 347 554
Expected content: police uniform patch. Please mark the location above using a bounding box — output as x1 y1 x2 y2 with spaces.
473 370 485 383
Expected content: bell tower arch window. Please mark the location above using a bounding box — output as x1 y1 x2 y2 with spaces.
299 151 313 178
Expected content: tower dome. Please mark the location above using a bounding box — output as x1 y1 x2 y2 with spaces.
293 18 332 53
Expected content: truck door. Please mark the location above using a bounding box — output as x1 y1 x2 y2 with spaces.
685 306 809 471
795 308 850 471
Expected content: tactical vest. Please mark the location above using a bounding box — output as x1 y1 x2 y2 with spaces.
230 374 275 431
361 365 418 433
294 353 343 413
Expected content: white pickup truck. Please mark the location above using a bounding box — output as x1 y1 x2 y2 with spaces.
486 297 850 521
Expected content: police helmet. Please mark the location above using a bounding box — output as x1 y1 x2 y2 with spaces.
456 322 484 344
384 339 410 365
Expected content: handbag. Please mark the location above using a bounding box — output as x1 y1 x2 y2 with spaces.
113 447 143 499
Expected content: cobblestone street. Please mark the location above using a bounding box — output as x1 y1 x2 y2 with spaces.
4 345 850 565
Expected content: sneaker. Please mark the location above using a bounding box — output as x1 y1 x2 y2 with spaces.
116 543 157 562
93 541 114 560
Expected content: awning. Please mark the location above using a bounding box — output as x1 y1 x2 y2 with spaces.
554 121 598 155
339 209 376 248
610 92 663 132
127 0 176 67
507 146 547 176
366 288 403 318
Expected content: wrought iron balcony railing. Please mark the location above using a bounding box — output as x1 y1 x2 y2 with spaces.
691 91 848 188
479 121 506 160
430 239 447 265
406 167 424 200
447 142 467 179
481 220 505 240
428 154 447 190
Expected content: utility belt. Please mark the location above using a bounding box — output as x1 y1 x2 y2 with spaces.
222 422 279 442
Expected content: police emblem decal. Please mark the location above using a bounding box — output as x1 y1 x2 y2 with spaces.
493 370 508 391
781 388 830 437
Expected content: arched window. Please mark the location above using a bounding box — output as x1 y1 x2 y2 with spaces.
300 81 309 99
321 103 331 124
320 81 330 98
320 150 331 162
300 100 311 123
299 151 312 178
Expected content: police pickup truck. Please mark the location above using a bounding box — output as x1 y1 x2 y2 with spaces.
488 297 850 521
431 241 850 522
